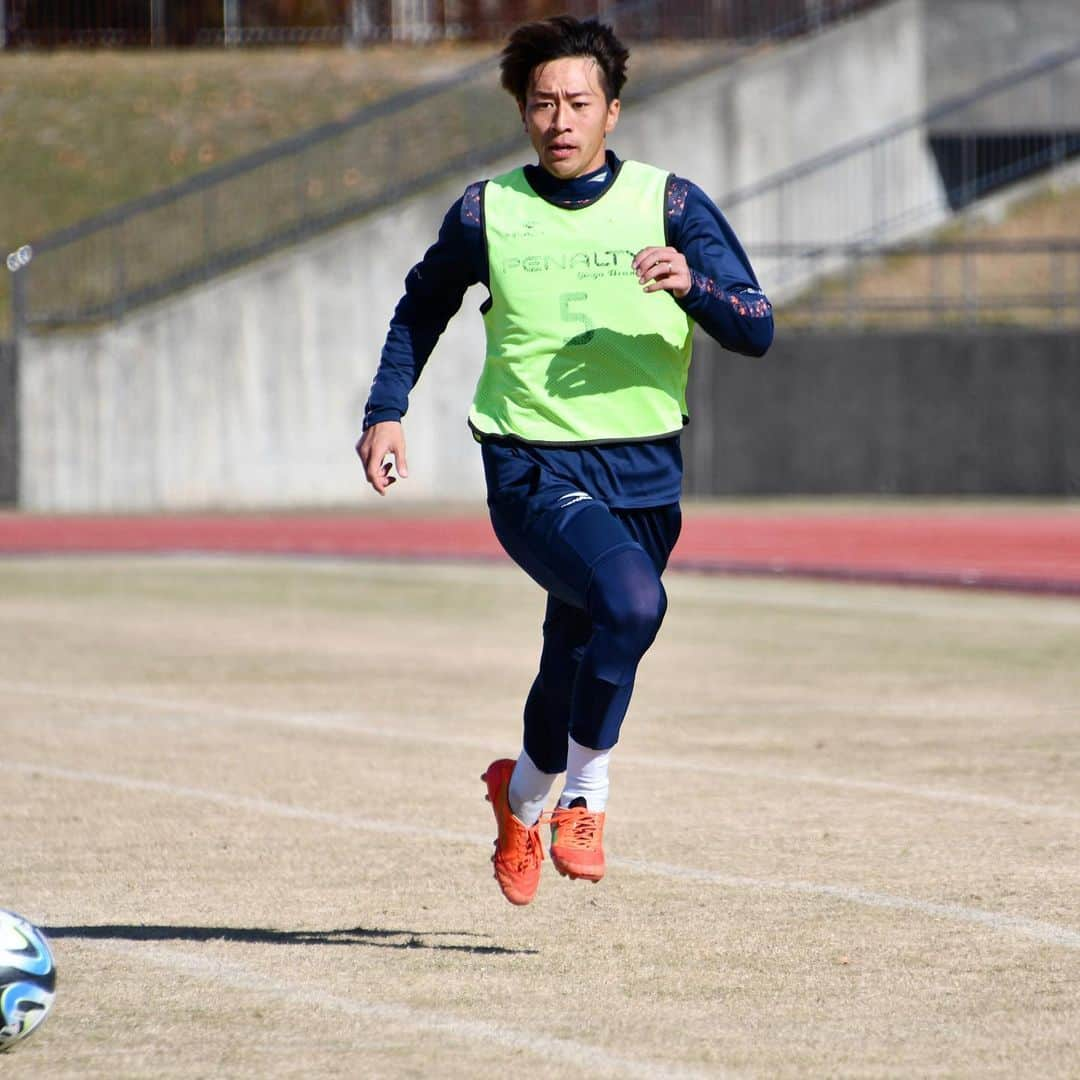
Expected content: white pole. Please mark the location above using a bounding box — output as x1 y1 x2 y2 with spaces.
348 0 375 47
391 0 433 42
224 0 240 46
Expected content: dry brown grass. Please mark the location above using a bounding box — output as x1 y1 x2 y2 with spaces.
781 184 1080 328
1 556 1078 1077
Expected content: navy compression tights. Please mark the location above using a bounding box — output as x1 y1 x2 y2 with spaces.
522 546 668 774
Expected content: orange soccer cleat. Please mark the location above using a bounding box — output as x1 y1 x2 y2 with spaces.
481 758 544 906
549 798 606 882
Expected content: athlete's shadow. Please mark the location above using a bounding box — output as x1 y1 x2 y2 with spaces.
545 329 684 399
43 924 537 956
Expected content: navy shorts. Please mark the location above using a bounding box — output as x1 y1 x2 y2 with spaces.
486 459 682 608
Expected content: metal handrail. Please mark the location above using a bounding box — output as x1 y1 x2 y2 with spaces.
769 236 1080 326
8 0 889 331
722 40 1080 209
25 0 862 257
755 238 1080 256
28 52 501 257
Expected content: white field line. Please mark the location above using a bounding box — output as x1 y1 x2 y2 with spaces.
4 680 1079 823
11 760 1080 953
10 677 1078 723
624 756 1080 822
608 860 1080 951
73 942 710 1080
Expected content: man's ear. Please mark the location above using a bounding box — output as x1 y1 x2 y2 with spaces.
605 98 621 135
518 100 527 129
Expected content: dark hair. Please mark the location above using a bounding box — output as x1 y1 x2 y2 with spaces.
500 16 629 105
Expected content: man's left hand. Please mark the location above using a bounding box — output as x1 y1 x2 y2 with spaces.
633 246 692 299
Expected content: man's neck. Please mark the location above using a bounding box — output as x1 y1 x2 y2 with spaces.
524 151 620 207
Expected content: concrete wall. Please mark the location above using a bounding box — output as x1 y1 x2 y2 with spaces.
621 0 944 286
0 341 16 504
684 330 1080 495
19 0 936 510
926 1 1080 130
19 175 492 510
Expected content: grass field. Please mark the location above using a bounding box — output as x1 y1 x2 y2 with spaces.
2 555 1078 1077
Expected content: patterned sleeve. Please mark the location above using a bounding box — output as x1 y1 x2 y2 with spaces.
666 176 774 357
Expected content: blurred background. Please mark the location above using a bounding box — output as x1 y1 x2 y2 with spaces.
2 0 1078 510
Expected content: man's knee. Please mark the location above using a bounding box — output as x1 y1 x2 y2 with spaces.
588 547 667 670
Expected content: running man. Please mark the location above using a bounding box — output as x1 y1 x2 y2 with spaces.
358 16 773 905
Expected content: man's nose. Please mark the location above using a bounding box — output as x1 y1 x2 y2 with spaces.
554 101 572 129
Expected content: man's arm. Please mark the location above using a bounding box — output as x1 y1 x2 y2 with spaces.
654 177 774 358
358 189 484 494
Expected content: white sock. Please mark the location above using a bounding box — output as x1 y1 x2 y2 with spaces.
508 749 558 826
559 736 611 812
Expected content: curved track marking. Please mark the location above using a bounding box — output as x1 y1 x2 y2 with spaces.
11 761 1080 951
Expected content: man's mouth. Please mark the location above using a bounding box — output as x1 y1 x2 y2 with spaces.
548 142 576 159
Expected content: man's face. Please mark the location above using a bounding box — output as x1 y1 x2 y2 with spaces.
521 55 620 180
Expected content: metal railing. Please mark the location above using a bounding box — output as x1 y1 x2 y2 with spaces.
722 42 1080 300
12 52 514 330
769 239 1080 328
1 0 884 48
8 0 885 332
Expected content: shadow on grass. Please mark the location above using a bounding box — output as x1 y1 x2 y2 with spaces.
43 924 537 956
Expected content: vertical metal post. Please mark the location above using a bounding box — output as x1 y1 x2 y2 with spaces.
962 244 977 327
960 133 974 209
930 240 942 317
151 0 166 46
113 225 128 321
6 250 31 508
777 179 787 273
870 140 881 240
203 186 216 279
347 1 370 47
845 243 859 329
1049 63 1066 180
10 259 26 339
1052 244 1065 328
224 0 240 46
1 0 7 50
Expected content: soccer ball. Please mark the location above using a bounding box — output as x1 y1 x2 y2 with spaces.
0 909 56 1052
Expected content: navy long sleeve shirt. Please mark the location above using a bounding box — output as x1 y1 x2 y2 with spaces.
363 151 773 508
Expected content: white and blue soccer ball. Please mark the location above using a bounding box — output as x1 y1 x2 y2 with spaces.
0 909 56 1052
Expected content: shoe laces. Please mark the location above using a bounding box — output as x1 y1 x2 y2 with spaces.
504 819 545 872
549 807 601 851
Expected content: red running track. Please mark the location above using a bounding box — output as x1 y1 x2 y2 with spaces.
1 510 1079 596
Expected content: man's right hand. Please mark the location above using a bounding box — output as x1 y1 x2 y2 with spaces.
356 420 409 496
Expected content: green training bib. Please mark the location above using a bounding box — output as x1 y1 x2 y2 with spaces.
469 160 694 445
